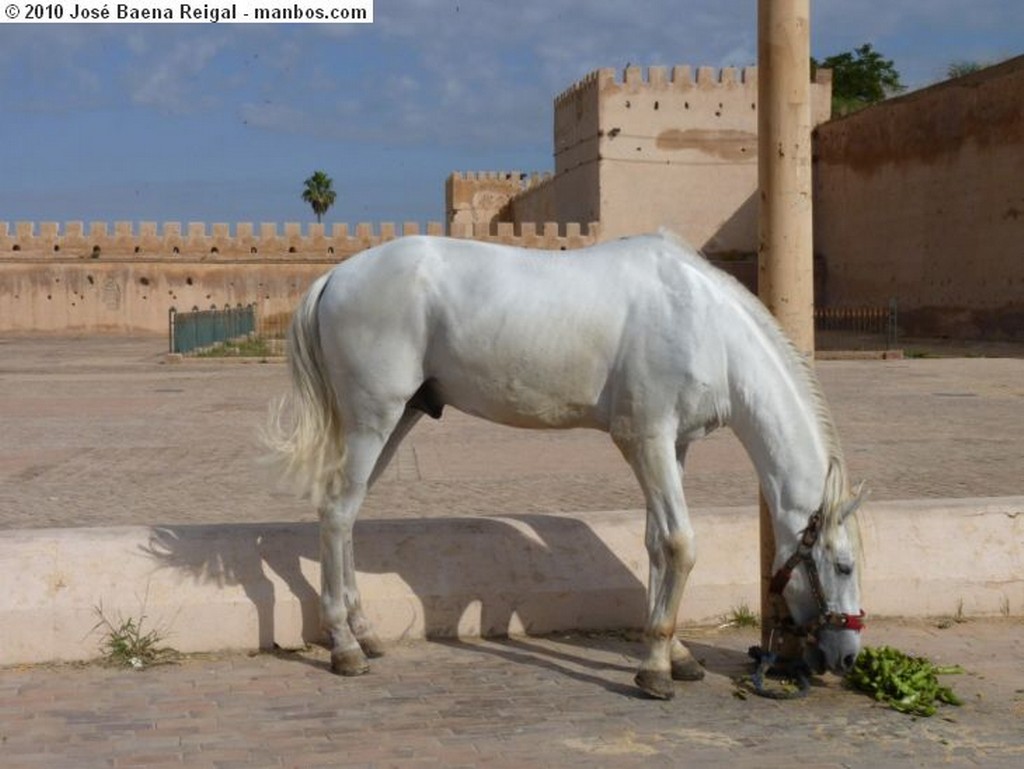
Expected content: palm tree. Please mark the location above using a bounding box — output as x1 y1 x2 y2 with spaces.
301 171 336 223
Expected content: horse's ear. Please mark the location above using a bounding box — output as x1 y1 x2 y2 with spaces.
840 482 869 522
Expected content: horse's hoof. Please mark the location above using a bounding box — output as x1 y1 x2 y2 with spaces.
358 634 385 659
331 649 370 676
635 669 675 700
671 657 706 681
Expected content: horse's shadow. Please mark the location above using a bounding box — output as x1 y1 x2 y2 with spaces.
142 514 651 671
143 515 764 692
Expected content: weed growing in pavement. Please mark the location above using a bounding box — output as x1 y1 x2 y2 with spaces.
92 602 176 669
721 603 759 629
196 336 276 359
936 597 969 629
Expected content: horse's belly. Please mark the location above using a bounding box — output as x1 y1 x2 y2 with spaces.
431 352 609 430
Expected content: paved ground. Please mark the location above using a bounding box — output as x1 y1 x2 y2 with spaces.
1 335 1023 768
0 335 1022 530
2 619 1023 768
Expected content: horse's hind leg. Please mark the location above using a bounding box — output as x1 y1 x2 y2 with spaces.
368 406 423 489
319 473 369 674
319 418 409 675
339 406 424 661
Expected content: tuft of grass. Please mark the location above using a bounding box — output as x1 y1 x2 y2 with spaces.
937 597 969 629
93 603 175 669
721 603 759 629
196 336 275 359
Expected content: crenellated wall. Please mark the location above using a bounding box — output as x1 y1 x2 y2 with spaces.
451 64 832 254
0 220 598 334
559 65 830 248
1 220 453 259
10 55 1018 341
503 171 559 225
445 172 554 233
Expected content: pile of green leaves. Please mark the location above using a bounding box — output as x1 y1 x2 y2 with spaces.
848 645 964 716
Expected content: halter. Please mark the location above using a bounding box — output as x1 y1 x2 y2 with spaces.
769 509 866 638
745 509 865 699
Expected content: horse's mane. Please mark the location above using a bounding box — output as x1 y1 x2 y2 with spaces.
653 230 859 549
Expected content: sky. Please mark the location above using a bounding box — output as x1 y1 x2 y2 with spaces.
1 1 1022 228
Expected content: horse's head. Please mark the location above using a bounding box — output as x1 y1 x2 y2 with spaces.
771 487 866 676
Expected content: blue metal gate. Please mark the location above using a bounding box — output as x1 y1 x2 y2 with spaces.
169 305 257 354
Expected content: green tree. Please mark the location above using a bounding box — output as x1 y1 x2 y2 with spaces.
812 44 905 117
301 171 336 224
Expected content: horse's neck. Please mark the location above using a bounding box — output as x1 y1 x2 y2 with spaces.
725 335 830 541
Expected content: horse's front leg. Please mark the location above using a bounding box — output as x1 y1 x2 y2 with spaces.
617 434 701 699
669 442 704 684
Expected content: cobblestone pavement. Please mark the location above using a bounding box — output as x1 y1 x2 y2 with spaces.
2 619 1023 768
0 336 1022 530
1 336 1023 768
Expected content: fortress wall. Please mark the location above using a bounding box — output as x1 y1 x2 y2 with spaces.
1 220 451 260
814 55 1024 338
449 65 829 253
445 172 523 231
553 69 607 177
544 65 831 250
551 69 609 229
0 260 331 335
595 66 759 248
0 220 598 334
445 219 598 250
504 172 559 224
444 172 557 232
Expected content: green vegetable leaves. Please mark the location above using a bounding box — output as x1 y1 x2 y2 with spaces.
848 645 964 717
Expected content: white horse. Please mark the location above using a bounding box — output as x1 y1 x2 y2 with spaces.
266 231 866 700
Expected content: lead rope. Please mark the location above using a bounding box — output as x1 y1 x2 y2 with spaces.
744 627 812 699
740 512 821 700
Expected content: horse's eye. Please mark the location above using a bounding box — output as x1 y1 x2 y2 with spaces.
836 561 854 577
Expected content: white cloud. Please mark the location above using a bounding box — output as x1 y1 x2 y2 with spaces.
127 35 228 114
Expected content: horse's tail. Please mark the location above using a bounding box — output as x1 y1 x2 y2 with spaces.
263 271 344 507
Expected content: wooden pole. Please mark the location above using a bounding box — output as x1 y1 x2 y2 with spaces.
757 0 815 656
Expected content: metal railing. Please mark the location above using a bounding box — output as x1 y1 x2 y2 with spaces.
814 298 899 349
168 305 257 354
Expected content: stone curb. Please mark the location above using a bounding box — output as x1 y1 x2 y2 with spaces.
1 497 1021 666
